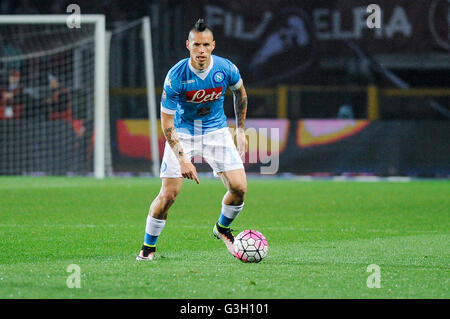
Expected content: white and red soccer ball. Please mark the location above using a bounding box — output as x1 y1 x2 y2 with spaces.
234 229 269 263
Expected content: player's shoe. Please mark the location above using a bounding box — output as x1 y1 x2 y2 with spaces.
213 222 236 256
136 245 155 261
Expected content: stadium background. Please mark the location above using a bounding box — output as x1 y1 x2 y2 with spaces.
0 0 449 177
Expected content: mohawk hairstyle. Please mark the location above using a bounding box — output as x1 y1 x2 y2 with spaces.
194 18 207 32
188 18 213 40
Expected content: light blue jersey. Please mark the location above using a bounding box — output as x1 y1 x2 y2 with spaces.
161 55 242 135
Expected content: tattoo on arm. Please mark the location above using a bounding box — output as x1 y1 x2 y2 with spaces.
164 127 185 160
233 86 248 131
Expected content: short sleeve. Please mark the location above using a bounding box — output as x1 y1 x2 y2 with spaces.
161 73 179 115
228 61 242 91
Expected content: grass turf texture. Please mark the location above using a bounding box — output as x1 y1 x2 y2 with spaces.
0 177 448 299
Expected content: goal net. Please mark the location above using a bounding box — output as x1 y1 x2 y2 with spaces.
0 15 107 177
107 18 159 177
0 15 159 178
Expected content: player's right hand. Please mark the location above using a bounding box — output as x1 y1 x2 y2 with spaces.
180 161 200 184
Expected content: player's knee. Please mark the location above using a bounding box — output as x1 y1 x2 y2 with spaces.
159 190 178 208
230 184 246 201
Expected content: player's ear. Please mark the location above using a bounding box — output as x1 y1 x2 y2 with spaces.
186 40 190 50
211 40 215 51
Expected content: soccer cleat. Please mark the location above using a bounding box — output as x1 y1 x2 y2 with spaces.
213 222 236 256
136 245 156 261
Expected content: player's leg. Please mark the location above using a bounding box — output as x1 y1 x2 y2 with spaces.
137 138 188 261
217 167 247 225
212 168 247 254
137 178 182 260
202 128 246 255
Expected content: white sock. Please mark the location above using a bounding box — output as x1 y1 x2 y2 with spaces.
145 216 166 236
218 200 244 227
144 216 166 247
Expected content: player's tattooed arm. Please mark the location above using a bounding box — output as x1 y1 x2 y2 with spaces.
231 83 248 157
164 127 185 159
161 111 199 183
232 83 248 132
161 112 186 162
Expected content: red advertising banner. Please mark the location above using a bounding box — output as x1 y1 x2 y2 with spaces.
297 120 370 147
115 119 450 176
116 119 165 160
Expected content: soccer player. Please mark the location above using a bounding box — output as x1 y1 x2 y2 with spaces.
0 69 27 119
137 19 248 260
45 74 85 138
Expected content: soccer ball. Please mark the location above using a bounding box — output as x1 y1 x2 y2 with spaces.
234 229 268 263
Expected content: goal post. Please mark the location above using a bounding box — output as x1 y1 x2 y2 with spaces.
142 16 160 178
107 17 160 176
0 15 160 178
93 15 106 179
0 14 107 178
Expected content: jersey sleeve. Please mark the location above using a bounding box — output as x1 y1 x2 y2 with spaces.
227 61 243 91
160 73 179 115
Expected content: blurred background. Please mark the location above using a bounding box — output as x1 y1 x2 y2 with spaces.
0 0 449 177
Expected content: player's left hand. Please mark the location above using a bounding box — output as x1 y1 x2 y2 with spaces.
236 129 248 159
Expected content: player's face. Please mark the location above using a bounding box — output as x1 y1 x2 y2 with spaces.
9 75 19 85
186 31 215 70
49 79 58 89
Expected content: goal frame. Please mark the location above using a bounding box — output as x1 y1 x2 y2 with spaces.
0 14 106 178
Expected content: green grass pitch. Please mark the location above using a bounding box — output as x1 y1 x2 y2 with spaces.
0 177 448 298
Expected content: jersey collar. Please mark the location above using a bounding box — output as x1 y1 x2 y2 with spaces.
188 55 214 80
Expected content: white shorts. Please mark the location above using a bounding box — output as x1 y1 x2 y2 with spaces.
160 127 244 178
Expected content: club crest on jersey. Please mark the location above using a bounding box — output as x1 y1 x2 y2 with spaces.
186 87 222 104
213 71 225 83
